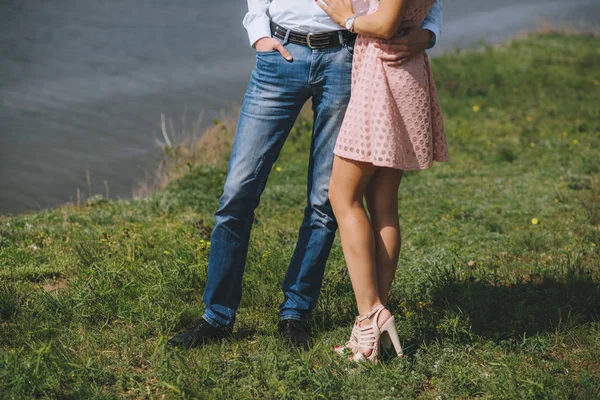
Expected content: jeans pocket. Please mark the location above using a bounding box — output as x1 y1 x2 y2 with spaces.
256 50 279 56
255 35 287 56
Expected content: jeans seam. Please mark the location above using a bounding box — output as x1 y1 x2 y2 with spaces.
253 156 272 200
343 38 356 56
253 156 264 180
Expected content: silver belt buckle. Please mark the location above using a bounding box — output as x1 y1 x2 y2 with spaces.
306 33 315 49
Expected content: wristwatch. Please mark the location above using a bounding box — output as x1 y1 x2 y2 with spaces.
345 15 358 33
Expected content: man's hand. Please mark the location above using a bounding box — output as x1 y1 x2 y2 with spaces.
374 27 433 66
254 37 293 61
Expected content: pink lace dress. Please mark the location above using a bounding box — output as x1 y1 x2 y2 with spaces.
334 0 449 170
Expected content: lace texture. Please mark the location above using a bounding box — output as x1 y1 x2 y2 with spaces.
334 0 449 170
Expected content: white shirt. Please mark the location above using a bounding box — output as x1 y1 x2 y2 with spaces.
243 0 443 48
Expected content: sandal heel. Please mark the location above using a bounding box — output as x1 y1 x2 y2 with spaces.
380 316 403 357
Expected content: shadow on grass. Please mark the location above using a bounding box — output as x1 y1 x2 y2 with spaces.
430 278 600 342
312 257 600 356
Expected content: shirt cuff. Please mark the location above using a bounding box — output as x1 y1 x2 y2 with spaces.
421 22 440 49
246 16 272 47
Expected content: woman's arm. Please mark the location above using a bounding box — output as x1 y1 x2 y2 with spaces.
317 0 408 40
353 0 409 39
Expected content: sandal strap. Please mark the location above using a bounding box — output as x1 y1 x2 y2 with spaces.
355 305 388 356
356 304 385 323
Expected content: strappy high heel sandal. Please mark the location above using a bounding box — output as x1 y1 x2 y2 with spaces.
351 304 403 363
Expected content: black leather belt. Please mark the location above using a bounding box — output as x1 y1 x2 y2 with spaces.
270 21 356 49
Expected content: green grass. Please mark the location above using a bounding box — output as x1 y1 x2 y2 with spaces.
1 32 600 399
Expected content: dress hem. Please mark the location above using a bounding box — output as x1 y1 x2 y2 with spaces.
333 151 450 171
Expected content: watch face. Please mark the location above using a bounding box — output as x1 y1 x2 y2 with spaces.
346 17 354 31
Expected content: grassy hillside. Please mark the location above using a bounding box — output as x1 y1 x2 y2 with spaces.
1 32 599 399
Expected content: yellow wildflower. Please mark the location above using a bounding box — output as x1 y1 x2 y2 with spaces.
563 132 568 137
275 166 282 172
530 142 535 148
472 105 481 112
164 250 170 255
531 218 539 225
573 139 579 145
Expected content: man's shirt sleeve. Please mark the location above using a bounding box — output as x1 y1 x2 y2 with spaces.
421 0 443 49
243 0 273 47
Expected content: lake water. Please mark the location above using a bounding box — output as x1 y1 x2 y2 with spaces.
1 0 599 214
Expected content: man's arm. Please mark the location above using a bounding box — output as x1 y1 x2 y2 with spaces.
374 0 443 66
421 0 443 49
242 0 292 59
242 0 272 47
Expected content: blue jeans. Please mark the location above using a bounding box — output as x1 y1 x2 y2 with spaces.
202 37 354 328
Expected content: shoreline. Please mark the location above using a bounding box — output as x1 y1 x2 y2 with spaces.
1 24 599 216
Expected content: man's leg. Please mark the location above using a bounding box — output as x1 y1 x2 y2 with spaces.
279 44 353 324
203 46 312 329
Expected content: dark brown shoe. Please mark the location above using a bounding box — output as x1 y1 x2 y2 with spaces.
278 319 310 350
168 318 232 349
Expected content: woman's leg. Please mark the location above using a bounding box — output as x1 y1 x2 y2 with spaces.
328 156 381 316
364 168 404 305
329 156 400 355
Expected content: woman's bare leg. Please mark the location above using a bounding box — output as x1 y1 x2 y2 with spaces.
329 156 382 316
365 168 404 305
329 156 395 358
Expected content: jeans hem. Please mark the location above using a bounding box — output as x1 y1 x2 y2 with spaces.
279 313 307 323
202 312 229 329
